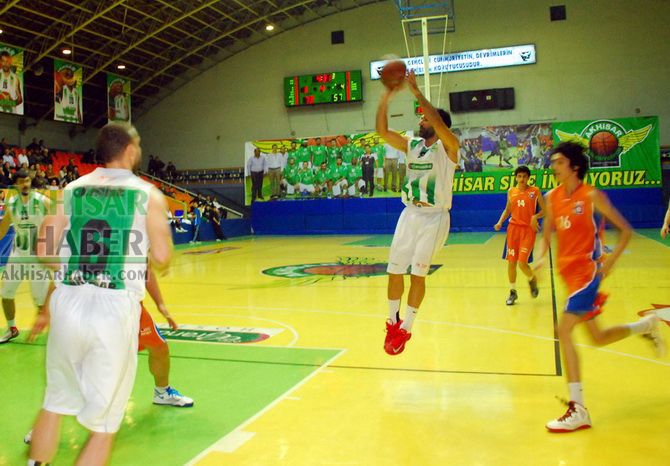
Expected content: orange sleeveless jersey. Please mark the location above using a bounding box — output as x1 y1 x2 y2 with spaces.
508 186 540 227
547 183 602 275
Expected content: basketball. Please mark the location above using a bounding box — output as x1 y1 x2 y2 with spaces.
589 131 618 156
380 60 407 90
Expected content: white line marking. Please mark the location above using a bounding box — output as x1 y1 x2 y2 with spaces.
184 349 346 465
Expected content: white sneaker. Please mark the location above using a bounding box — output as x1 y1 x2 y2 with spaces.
24 429 32 444
642 314 666 358
546 400 592 433
153 387 194 407
0 327 19 344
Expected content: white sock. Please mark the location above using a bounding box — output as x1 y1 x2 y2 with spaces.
7 319 16 328
509 283 516 291
388 299 400 323
568 382 584 405
155 385 169 393
400 306 418 331
626 315 655 335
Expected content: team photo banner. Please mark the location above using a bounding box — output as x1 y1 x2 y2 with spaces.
54 59 83 124
370 44 536 79
0 43 24 115
552 116 660 189
107 73 131 124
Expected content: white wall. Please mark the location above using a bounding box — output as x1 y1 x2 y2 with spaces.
136 0 670 169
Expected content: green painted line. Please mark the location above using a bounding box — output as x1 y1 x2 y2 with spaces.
344 232 494 247
0 336 338 466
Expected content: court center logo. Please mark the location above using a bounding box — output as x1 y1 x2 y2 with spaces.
263 256 441 282
556 120 652 168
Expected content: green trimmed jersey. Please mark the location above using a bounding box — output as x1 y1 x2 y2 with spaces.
311 145 328 166
61 168 155 296
286 149 299 165
6 191 49 256
346 165 362 184
315 169 329 184
373 145 386 168
340 145 356 164
283 164 300 185
401 138 457 211
299 168 315 185
327 165 347 182
296 147 312 165
326 147 341 166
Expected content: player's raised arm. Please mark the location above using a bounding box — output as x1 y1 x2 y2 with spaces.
406 71 459 163
376 89 408 153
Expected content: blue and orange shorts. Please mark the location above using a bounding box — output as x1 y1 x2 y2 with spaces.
560 261 605 321
138 303 167 351
503 223 536 263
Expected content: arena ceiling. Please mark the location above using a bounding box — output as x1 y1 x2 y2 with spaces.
0 0 386 129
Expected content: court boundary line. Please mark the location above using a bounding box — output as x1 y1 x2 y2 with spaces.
184 348 346 465
548 246 562 376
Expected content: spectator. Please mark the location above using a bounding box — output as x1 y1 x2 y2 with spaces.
2 147 15 168
82 148 95 164
148 154 156 175
38 139 46 152
26 137 40 152
32 170 47 189
40 148 52 165
188 203 202 244
27 163 37 180
48 178 59 191
154 156 166 178
0 137 7 155
0 162 12 187
166 161 176 180
45 163 57 179
206 205 226 241
66 158 76 175
246 147 266 201
17 150 29 167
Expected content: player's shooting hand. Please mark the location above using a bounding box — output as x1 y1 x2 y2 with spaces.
406 71 420 97
661 224 669 239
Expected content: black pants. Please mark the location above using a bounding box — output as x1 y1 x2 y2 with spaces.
363 173 374 196
212 221 226 240
250 171 264 200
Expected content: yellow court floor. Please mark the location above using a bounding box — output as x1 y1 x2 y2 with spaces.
5 230 670 465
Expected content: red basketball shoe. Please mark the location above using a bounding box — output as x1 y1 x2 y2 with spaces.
384 319 402 348
384 326 411 355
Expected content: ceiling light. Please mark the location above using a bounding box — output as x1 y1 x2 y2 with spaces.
61 48 72 55
0 29 3 34
117 64 126 70
265 24 274 31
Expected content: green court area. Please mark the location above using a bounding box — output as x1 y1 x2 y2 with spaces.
636 228 669 246
345 231 494 247
1 336 339 466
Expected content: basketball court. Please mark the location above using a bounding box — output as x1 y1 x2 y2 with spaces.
2 230 669 465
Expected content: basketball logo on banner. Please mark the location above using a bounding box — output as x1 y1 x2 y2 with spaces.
54 59 83 124
107 73 131 124
0 43 24 115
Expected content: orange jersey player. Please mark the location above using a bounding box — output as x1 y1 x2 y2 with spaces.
494 165 545 305
536 142 665 434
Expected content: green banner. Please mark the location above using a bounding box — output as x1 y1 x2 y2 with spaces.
552 116 660 189
107 73 131 124
0 43 24 115
54 59 83 124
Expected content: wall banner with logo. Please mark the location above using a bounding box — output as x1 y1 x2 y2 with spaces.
54 59 83 124
551 117 660 190
107 73 131 124
0 43 24 115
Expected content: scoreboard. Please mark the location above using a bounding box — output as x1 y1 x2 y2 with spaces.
284 70 363 107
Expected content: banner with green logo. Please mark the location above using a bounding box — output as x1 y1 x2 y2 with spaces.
54 59 83 124
552 116 660 189
0 43 24 115
107 73 131 124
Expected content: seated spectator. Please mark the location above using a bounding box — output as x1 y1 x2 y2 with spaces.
45 163 57 179
26 137 40 152
66 158 77 176
0 162 13 187
38 139 46 152
40 148 52 165
27 163 37 180
32 170 47 189
82 149 95 164
48 178 59 191
18 151 29 167
2 148 15 168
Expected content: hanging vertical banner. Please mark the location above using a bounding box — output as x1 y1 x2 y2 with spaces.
0 43 24 115
54 59 83 124
107 73 131 124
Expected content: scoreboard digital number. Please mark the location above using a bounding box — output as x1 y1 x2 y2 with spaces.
284 70 363 107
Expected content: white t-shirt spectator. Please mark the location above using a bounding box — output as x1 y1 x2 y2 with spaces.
18 153 29 166
266 152 283 170
246 154 267 174
3 154 16 167
384 143 399 160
